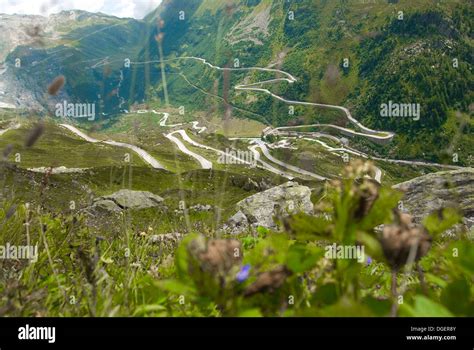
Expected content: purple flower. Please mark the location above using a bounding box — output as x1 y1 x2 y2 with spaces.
236 264 251 282
366 257 372 266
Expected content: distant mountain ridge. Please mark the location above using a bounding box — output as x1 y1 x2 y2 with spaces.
0 10 150 112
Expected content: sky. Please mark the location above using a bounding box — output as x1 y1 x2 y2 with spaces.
0 0 163 19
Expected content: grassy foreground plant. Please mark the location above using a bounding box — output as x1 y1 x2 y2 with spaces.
0 161 472 317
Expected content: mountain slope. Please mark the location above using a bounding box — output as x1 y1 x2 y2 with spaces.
0 1 472 166
0 10 151 113
128 0 472 165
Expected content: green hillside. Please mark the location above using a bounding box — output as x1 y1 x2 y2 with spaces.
128 0 472 165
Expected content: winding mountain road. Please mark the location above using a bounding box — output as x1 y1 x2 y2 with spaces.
59 123 165 169
159 112 183 127
130 56 394 142
252 139 327 181
163 122 295 178
35 56 464 182
165 130 212 169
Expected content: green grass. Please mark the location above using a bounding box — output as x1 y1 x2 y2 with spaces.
1 159 471 317
0 121 147 169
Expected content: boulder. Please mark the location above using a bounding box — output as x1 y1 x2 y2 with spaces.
223 181 313 234
93 199 122 213
223 210 249 235
92 189 164 212
393 168 474 232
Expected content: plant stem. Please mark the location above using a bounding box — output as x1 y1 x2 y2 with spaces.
390 268 398 317
417 262 428 295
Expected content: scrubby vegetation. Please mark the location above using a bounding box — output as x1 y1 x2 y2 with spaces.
1 160 472 317
0 0 472 320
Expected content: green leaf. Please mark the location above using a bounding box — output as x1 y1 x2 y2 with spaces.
423 208 461 238
362 296 391 316
244 234 291 268
400 295 453 317
256 226 269 237
174 233 200 278
312 283 339 306
155 279 196 298
238 308 262 317
425 273 447 288
100 256 114 264
441 279 471 315
446 241 474 275
457 242 474 274
286 243 322 273
357 231 383 261
360 187 402 230
317 297 374 317
133 304 166 316
288 212 332 242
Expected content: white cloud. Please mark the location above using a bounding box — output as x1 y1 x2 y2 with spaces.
0 0 162 19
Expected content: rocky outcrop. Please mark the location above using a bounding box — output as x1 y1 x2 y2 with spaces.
224 211 250 235
223 181 313 234
230 176 271 192
91 189 165 212
393 168 474 231
28 166 89 174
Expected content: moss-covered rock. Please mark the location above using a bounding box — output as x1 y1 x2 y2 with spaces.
394 168 474 229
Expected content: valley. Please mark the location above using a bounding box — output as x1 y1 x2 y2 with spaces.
0 0 472 319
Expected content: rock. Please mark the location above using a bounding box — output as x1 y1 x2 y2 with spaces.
230 176 271 192
93 199 122 213
190 204 213 212
242 177 260 191
92 189 164 212
28 166 89 174
224 181 313 234
174 204 213 214
393 168 474 232
222 210 249 235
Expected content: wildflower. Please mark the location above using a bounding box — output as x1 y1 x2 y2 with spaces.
236 264 251 283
